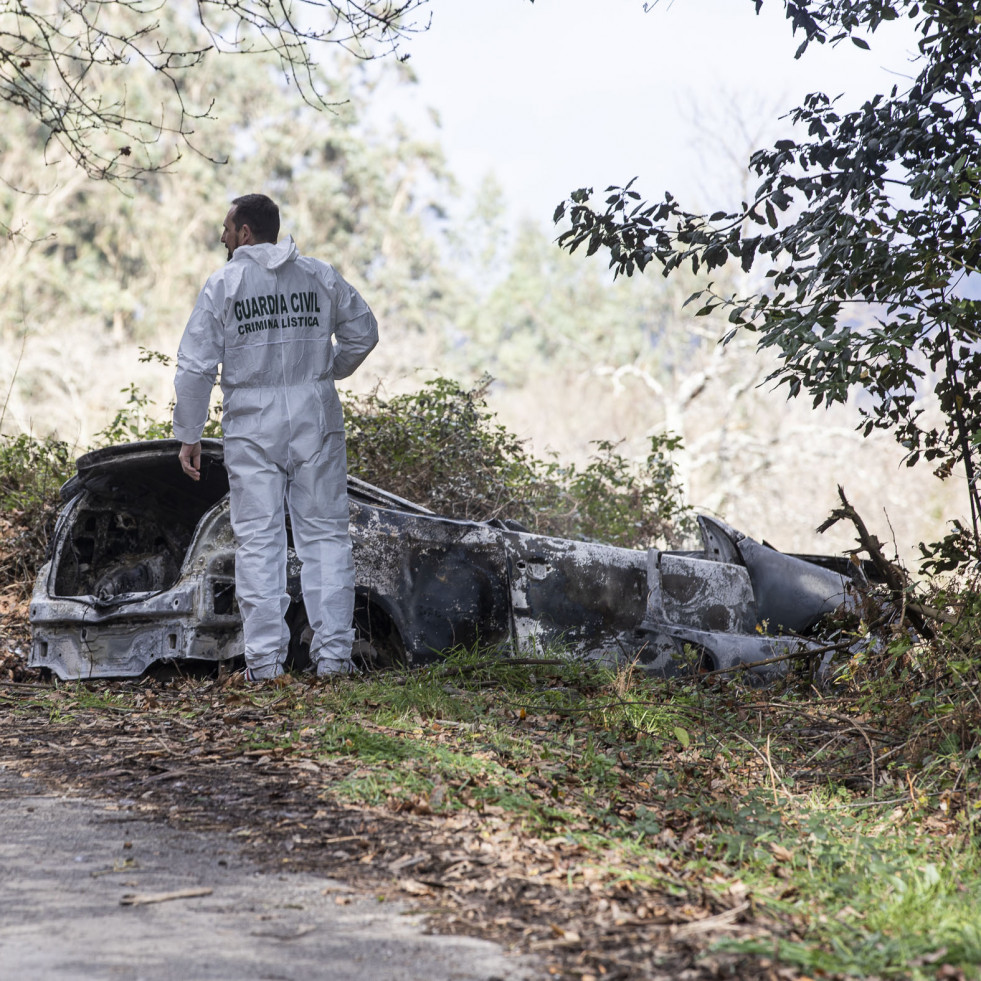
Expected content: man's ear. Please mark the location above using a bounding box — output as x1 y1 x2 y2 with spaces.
239 223 254 244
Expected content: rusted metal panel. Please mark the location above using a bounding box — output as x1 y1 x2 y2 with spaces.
351 504 511 661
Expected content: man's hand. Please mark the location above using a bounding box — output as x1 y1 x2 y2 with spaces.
179 441 202 481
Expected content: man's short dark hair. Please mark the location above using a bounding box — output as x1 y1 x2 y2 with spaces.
230 194 280 243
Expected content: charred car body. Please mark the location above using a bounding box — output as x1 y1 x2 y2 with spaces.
29 439 866 681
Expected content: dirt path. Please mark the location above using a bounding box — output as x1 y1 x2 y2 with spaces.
0 663 779 981
0 768 535 980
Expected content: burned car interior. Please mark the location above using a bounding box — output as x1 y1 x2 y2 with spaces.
30 439 871 682
53 447 230 603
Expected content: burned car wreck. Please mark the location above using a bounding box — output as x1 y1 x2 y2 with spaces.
30 439 867 682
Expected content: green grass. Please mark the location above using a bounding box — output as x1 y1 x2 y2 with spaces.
714 798 981 979
286 651 981 978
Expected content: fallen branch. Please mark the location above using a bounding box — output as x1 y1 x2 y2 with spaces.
672 901 751 939
695 638 853 679
818 486 934 638
906 601 957 626
432 658 567 679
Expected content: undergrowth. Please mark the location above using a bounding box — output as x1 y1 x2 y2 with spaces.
344 375 695 547
299 640 981 980
0 433 74 594
296 647 981 978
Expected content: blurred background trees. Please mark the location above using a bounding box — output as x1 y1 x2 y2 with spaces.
0 0 962 562
0 0 428 180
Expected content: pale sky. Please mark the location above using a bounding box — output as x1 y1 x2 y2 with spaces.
385 0 921 228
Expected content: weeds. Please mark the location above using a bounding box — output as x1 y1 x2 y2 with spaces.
716 800 981 979
0 432 73 597
95 382 173 445
345 375 695 548
284 645 981 979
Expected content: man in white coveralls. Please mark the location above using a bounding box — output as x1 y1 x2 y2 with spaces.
173 194 378 680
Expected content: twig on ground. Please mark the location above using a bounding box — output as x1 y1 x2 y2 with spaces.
434 658 566 679
120 887 213 906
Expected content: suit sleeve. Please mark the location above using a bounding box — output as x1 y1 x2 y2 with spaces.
173 277 224 443
329 271 378 380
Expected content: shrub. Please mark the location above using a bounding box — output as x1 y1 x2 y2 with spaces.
345 376 694 548
0 374 694 603
0 433 74 598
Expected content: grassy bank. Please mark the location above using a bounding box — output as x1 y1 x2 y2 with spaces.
3 646 979 979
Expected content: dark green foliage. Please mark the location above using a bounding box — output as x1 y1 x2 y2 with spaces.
345 376 550 524
554 0 981 566
344 376 694 548
562 435 695 549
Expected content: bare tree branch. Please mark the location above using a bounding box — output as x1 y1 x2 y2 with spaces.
0 0 430 180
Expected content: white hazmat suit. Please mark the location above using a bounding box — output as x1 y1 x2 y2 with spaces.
173 235 378 678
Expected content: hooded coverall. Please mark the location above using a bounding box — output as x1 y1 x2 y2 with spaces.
173 236 378 678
